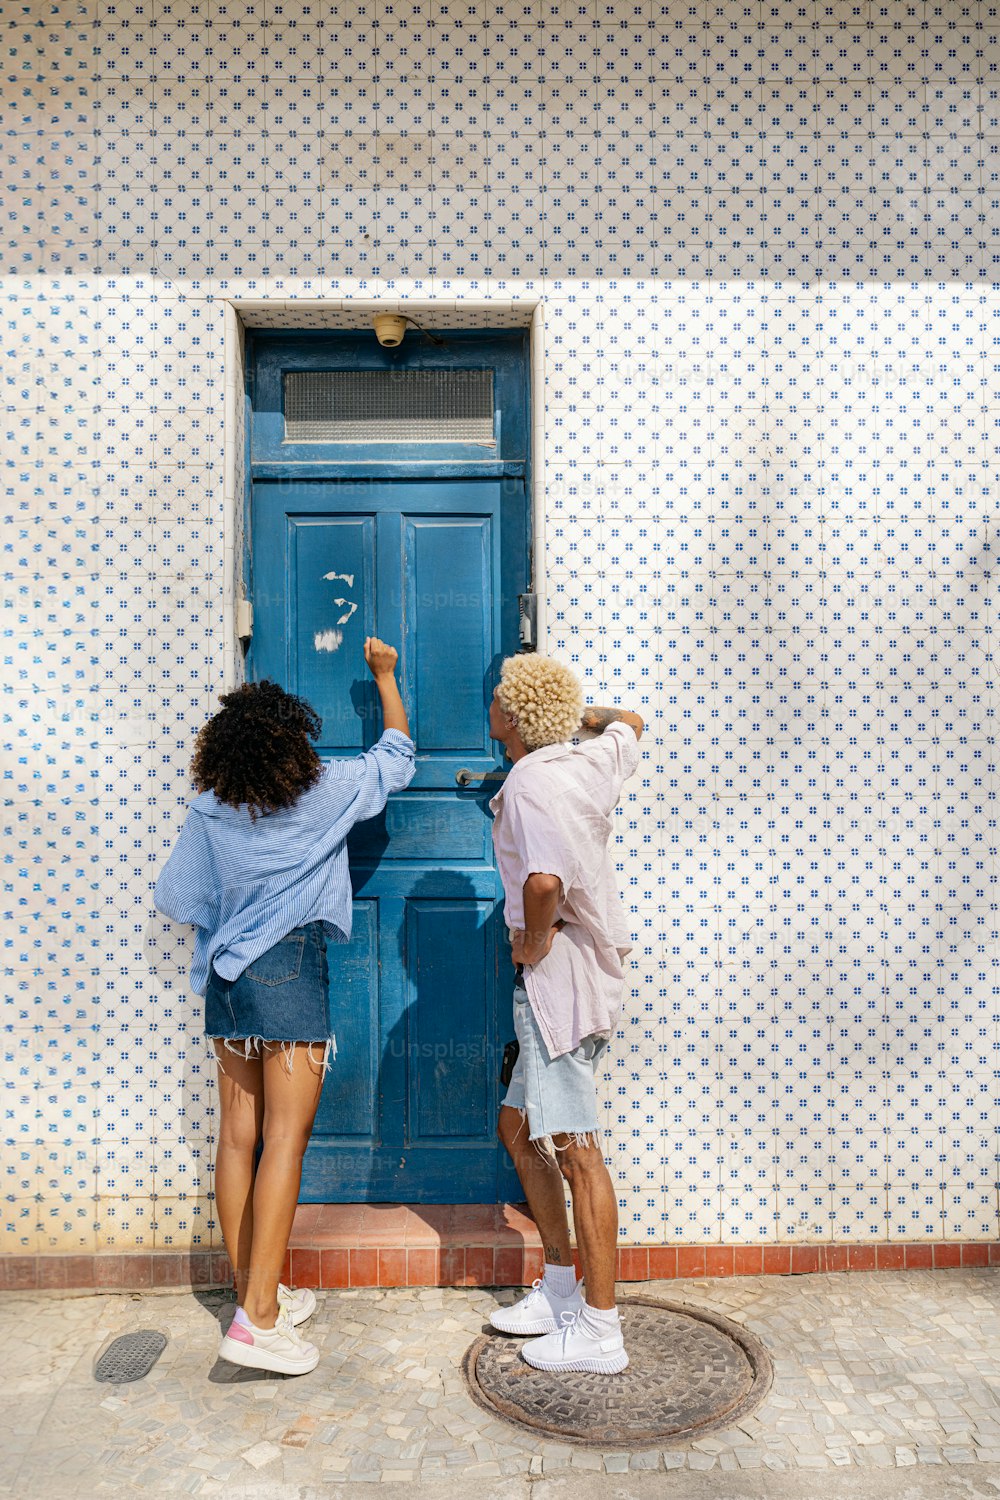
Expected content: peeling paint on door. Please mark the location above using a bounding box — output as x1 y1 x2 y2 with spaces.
314 628 343 652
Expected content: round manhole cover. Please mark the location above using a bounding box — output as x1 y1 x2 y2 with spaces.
463 1295 772 1447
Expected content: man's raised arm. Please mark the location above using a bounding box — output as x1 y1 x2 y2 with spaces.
577 705 644 740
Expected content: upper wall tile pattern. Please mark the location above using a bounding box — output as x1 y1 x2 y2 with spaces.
2 0 1000 1253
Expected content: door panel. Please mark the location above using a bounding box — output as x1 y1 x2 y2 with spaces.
403 515 493 754
289 515 376 755
405 897 495 1141
251 473 527 1202
314 900 380 1139
347 794 489 863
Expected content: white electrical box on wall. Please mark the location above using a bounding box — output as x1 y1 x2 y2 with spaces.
235 600 253 639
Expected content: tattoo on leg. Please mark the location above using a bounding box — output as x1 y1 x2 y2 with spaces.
543 1243 566 1264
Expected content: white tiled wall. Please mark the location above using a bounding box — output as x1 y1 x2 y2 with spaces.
4 0 1000 1254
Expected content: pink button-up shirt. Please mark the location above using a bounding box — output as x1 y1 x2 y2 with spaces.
490 721 640 1059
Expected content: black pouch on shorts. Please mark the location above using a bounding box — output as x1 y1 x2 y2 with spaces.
499 1038 520 1087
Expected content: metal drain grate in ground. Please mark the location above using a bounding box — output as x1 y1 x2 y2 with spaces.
463 1296 772 1447
94 1330 168 1384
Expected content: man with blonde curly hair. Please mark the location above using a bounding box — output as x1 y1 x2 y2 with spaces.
486 652 643 1374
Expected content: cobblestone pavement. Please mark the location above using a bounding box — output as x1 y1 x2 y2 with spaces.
3 1271 1000 1497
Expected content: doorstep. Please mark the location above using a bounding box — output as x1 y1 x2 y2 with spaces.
286 1203 544 1289
283 1205 1000 1290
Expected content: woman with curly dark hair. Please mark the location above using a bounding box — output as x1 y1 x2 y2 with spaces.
154 638 414 1376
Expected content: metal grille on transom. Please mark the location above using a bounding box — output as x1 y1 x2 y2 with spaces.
284 369 496 443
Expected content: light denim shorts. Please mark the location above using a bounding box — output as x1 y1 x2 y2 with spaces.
501 983 607 1145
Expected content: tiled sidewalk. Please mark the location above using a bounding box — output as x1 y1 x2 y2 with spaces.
3 1271 1000 1496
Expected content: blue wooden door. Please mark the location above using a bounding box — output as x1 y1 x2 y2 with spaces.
247 331 528 1202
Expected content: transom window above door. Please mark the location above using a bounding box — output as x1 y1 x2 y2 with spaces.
284 369 496 445
249 329 527 467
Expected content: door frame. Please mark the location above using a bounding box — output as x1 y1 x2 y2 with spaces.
220 300 548 695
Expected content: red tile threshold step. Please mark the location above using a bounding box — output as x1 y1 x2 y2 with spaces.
285 1205 1000 1289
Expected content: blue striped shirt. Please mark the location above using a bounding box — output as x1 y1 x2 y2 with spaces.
154 728 416 995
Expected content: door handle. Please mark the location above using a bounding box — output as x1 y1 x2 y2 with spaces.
455 768 508 787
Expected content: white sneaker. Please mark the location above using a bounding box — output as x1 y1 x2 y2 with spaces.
219 1305 320 1375
521 1309 629 1374
277 1283 316 1326
489 1277 584 1336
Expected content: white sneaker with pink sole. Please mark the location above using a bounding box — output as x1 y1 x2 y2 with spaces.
219 1305 320 1375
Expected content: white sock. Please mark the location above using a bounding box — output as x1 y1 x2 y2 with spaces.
235 1306 276 1333
579 1301 619 1338
542 1262 578 1298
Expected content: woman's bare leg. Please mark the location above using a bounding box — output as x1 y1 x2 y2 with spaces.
242 1044 326 1329
213 1042 265 1308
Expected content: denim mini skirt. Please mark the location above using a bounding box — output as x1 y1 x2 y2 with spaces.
205 922 332 1057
